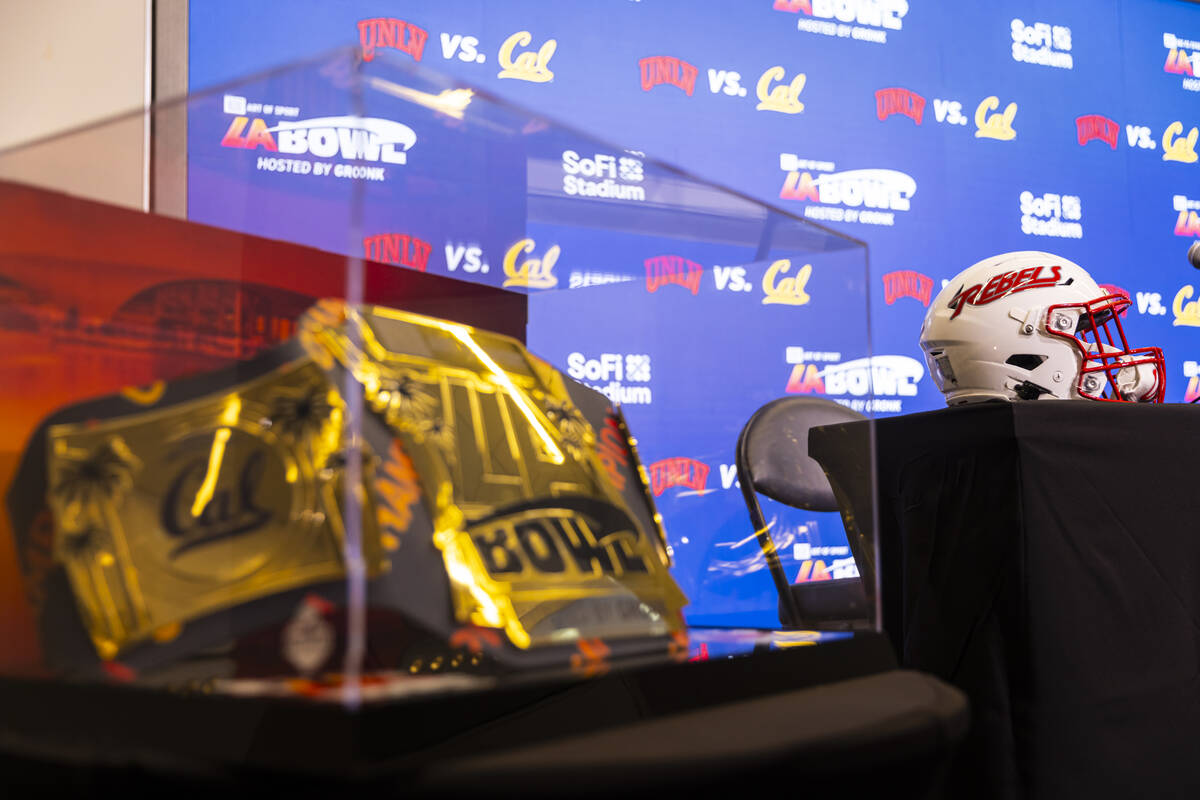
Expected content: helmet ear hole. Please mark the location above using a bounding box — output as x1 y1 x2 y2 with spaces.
1005 354 1048 371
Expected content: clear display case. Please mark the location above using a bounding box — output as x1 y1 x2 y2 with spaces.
0 47 882 778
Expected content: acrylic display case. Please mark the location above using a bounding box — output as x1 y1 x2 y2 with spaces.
0 48 892 788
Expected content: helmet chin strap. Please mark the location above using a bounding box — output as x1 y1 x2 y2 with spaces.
1005 377 1053 400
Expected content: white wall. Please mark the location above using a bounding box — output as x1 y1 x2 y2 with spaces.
0 0 151 209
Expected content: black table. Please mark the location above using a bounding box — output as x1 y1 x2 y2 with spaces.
811 401 1200 800
0 629 966 796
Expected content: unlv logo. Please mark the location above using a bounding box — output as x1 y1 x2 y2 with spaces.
357 18 429 62
648 457 709 496
639 56 699 96
364 233 432 272
1076 114 1118 149
882 270 933 306
645 255 703 295
875 88 925 124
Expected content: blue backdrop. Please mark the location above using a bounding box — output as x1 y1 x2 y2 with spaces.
187 0 1200 626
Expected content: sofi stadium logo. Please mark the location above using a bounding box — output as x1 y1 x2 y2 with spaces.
566 352 652 406
1020 191 1082 239
1163 32 1200 92
1175 195 1200 238
562 150 645 201
1010 19 1073 70
778 154 915 227
221 108 416 181
774 0 908 45
784 348 923 413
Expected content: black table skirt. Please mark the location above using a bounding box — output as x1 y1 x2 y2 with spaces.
812 401 1200 800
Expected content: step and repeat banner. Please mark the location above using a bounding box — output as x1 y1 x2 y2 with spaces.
188 0 1200 625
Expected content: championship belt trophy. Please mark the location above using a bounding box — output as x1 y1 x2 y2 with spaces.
7 301 687 692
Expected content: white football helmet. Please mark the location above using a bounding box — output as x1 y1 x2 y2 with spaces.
919 251 1164 405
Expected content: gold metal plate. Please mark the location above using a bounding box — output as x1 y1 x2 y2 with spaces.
300 302 686 649
46 359 386 659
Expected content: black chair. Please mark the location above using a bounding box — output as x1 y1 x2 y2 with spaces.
735 396 873 628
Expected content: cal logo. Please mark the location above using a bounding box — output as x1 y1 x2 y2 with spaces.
1163 121 1199 163
875 87 925 124
645 255 703 295
756 67 806 114
882 270 933 306
648 457 710 497
502 238 559 289
1076 114 1118 149
1172 285 1200 327
357 18 429 63
497 31 556 83
762 259 812 306
639 56 699 96
975 96 1017 140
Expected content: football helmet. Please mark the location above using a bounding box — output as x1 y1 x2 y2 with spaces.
919 251 1164 405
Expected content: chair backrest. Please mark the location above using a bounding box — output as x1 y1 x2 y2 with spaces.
735 396 868 627
737 396 866 511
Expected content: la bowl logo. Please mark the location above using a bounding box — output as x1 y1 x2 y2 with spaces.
774 0 908 45
1184 361 1200 402
1175 194 1200 237
785 351 924 413
1162 32 1200 92
222 115 416 164
779 154 916 227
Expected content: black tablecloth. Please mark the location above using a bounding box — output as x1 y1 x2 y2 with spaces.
811 401 1200 800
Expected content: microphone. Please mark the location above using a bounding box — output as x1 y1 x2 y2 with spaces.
1190 241 1200 270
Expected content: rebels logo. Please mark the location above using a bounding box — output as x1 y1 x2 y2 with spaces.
639 56 699 96
948 265 1063 319
1076 114 1119 149
357 18 429 62
882 270 933 306
875 88 925 124
645 254 703 295
648 457 710 497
